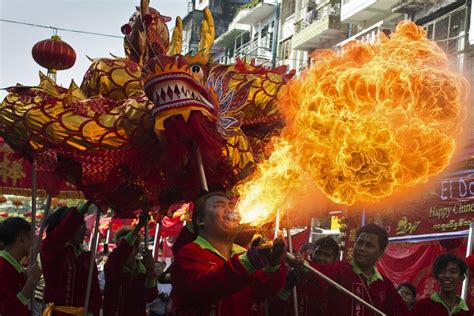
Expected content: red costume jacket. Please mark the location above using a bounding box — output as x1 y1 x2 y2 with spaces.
308 261 409 316
171 235 285 316
0 251 29 316
103 234 158 316
411 293 470 315
40 208 102 316
269 268 326 316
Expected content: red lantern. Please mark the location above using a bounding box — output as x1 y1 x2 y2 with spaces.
32 35 76 72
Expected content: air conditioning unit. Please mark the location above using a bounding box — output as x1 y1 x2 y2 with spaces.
392 0 425 13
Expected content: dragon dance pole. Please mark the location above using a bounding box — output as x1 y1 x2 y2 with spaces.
144 220 149 250
29 162 37 316
83 208 100 316
461 222 474 300
30 194 52 316
195 146 209 191
286 227 299 316
152 221 161 259
285 252 386 316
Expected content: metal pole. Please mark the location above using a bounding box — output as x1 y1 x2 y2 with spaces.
195 146 208 191
31 163 37 232
83 208 100 316
274 209 281 239
29 194 51 316
271 0 280 68
29 163 38 315
286 228 299 316
152 222 160 259
286 253 386 316
462 222 474 300
144 220 149 250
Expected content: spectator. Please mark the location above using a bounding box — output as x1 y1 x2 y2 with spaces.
0 217 42 316
411 254 469 315
41 202 102 316
398 282 416 310
171 191 286 315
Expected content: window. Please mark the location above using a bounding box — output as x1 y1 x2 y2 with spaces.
281 0 296 20
423 6 467 70
279 37 292 60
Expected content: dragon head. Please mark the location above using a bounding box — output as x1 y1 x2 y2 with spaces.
142 8 219 136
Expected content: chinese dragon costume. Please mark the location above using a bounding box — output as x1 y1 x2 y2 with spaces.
0 0 294 216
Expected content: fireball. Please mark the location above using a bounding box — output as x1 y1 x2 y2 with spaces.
238 21 468 226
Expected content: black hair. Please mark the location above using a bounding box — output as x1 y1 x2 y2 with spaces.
398 282 416 297
356 223 388 250
432 253 468 279
191 191 230 233
0 217 32 246
313 236 340 257
46 207 72 234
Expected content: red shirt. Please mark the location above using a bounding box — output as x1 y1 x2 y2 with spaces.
268 268 326 316
103 236 158 316
412 293 470 315
309 261 410 316
171 235 285 316
40 208 102 316
0 251 29 316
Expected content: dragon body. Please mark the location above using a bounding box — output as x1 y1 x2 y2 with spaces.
0 2 293 215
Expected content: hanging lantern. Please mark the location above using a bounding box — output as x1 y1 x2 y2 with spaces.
32 35 76 80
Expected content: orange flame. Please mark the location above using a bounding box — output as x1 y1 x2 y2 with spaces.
237 22 468 226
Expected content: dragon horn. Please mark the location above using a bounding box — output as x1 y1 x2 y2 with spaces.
198 7 215 55
140 0 149 16
167 17 183 55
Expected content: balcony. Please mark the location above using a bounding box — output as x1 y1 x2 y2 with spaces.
234 39 273 64
292 2 346 51
335 20 394 48
214 24 251 49
238 0 276 25
341 0 401 23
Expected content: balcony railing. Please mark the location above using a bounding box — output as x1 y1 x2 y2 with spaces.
295 2 341 34
234 39 272 60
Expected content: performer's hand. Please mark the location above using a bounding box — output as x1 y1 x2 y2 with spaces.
247 238 286 269
270 237 285 266
284 269 299 290
286 252 305 269
137 212 150 229
250 234 264 247
26 261 42 284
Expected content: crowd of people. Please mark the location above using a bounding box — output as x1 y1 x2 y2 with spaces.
0 191 471 315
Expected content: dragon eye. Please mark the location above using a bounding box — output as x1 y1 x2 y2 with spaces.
190 65 205 81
